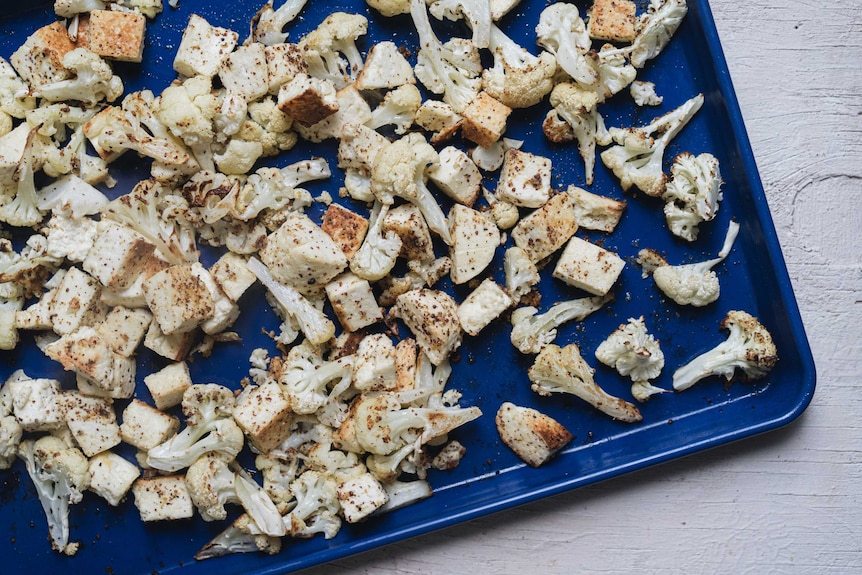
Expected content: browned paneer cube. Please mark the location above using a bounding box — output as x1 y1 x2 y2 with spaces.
460 91 512 149
587 0 638 43
321 203 369 259
87 10 147 63
10 21 76 87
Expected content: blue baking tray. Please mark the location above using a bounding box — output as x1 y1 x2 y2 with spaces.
0 1 815 573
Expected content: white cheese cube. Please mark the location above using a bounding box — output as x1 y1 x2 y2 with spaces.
143 320 198 362
325 272 383 333
259 212 348 296
209 252 257 303
219 43 269 102
120 399 180 451
394 338 417 391
233 381 293 453
449 204 500 285
380 203 433 262
265 42 306 95
8 373 65 432
143 362 192 411
44 213 99 263
457 279 513 336
43 327 136 397
88 451 140 506
49 266 108 335
495 402 572 468
193 265 240 335
132 475 195 521
353 333 397 391
9 22 74 88
337 473 388 523
553 236 626 296
96 306 152 358
173 14 238 78
83 222 158 290
61 391 121 457
511 191 578 262
393 289 462 366
427 146 482 207
143 263 215 335
568 185 627 232
497 149 553 208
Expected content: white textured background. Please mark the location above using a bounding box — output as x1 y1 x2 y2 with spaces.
304 1 862 573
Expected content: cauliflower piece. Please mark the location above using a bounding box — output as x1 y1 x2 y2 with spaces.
0 57 37 119
36 48 123 107
411 0 482 113
17 436 90 555
495 402 572 467
448 203 500 285
283 469 342 538
366 84 422 135
186 452 285 536
547 81 610 185
629 0 689 69
510 294 612 354
37 174 108 221
529 343 642 422
253 0 309 45
428 0 492 49
382 203 435 262
649 220 740 307
145 384 244 472
42 211 97 264
356 40 415 90
370 133 451 244
0 414 23 469
393 288 462 365
248 256 336 346
300 12 368 88
54 1 105 18
535 3 594 85
630 80 664 106
662 152 723 241
595 316 668 402
414 100 463 144
481 22 556 109
277 341 355 414
0 127 45 227
234 159 329 220
366 0 410 17
503 245 539 303
157 75 218 152
601 93 704 197
673 310 778 391
352 333 398 391
195 513 283 559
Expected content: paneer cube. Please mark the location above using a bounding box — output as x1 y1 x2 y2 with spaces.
43 327 136 397
457 279 513 336
83 221 158 290
194 265 240 335
393 289 462 366
325 272 383 333
132 475 195 521
219 43 269 102
8 374 65 432
49 266 108 335
120 399 180 451
209 252 257 303
265 42 306 95
337 473 388 523
143 320 198 362
232 381 293 453
9 21 75 88
495 402 573 468
143 263 215 335
568 185 627 232
587 0 638 43
321 203 368 259
87 10 147 63
88 451 140 506
427 146 482 207
414 100 462 144
449 204 500 285
259 212 348 296
173 14 238 78
293 84 372 143
511 191 578 262
353 333 397 391
382 203 434 262
553 236 626 296
394 338 417 391
96 306 152 358
460 91 511 148
143 362 192 411
497 149 553 208
61 391 121 457
277 73 339 126
355 41 415 90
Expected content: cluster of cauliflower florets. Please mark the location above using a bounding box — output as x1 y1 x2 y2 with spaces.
0 0 780 559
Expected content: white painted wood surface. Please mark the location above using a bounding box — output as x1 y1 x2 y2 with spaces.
305 1 862 573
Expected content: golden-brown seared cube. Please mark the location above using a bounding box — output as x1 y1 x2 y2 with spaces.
265 42 307 95
495 401 573 467
233 381 293 453
277 73 339 126
460 91 511 149
120 399 180 451
10 21 75 87
587 0 638 43
394 338 417 391
511 191 578 262
321 203 369 259
87 10 147 63
143 361 192 411
43 327 136 398
382 203 434 262
325 272 383 333
143 263 215 335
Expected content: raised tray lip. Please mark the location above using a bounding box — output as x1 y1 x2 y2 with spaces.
0 0 817 573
